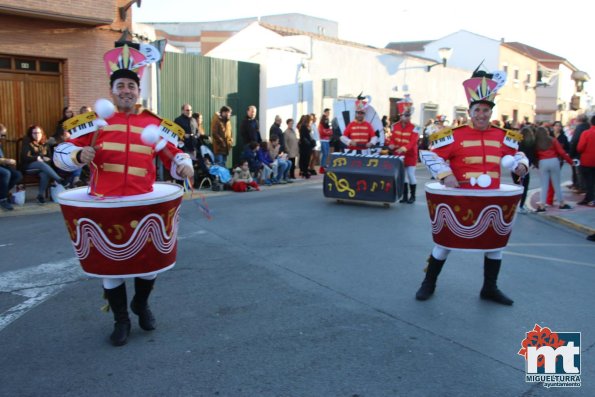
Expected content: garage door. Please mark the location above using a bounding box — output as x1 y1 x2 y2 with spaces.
0 56 63 159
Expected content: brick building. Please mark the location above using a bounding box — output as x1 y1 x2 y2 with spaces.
0 0 140 158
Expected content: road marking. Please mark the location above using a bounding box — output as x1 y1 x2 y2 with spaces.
504 251 595 268
0 228 206 332
0 243 14 248
0 258 85 332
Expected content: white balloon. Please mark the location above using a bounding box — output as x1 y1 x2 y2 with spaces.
501 155 515 169
477 174 491 188
94 98 115 119
141 125 161 145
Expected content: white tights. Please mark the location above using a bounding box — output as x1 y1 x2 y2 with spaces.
431 246 503 261
102 273 157 290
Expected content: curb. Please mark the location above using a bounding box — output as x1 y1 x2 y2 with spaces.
525 186 594 236
541 214 595 235
0 177 322 219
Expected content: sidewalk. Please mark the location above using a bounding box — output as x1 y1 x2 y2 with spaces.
2 177 594 237
0 175 323 218
525 181 595 236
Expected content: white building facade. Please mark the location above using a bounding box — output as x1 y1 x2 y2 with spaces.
206 22 469 138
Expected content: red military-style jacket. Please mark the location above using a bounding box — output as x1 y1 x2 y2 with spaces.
429 124 521 189
69 109 182 197
389 121 419 167
343 120 376 151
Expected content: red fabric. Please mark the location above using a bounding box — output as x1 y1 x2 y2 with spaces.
546 180 554 205
389 121 419 166
318 122 333 140
578 127 595 166
343 120 376 151
69 110 183 197
432 125 517 189
536 139 573 165
232 181 259 192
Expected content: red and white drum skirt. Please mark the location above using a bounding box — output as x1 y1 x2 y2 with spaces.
425 182 523 251
58 183 184 278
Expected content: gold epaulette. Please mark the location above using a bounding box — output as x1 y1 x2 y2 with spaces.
139 109 185 141
505 129 523 142
160 118 185 141
503 129 522 149
62 112 97 131
429 127 456 149
429 128 453 143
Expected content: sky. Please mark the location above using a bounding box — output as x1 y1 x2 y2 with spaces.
133 0 594 94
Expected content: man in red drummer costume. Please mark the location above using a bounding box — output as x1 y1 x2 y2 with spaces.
388 94 420 203
416 65 528 305
53 42 194 346
340 96 378 153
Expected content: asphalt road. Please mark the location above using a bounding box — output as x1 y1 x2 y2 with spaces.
0 172 593 396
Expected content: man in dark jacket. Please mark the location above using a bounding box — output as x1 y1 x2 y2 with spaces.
269 115 285 152
174 104 198 156
240 105 261 149
570 114 590 191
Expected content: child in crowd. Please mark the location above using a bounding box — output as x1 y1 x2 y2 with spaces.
231 160 260 192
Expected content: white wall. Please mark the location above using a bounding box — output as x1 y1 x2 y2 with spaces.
421 30 501 73
208 23 470 136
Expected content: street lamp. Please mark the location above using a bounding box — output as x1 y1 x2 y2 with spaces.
426 47 453 72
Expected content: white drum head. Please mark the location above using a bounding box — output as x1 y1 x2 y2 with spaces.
57 182 184 208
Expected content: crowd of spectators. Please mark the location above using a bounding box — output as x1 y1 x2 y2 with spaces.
3 103 595 210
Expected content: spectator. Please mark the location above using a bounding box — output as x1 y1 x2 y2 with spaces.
257 141 275 185
318 108 333 172
298 114 315 178
330 117 344 153
20 125 67 203
192 112 208 144
269 115 285 152
211 106 233 167
283 118 299 179
48 128 83 188
512 126 536 214
576 115 595 206
381 115 389 129
534 126 573 212
240 105 261 149
231 160 260 192
55 106 74 135
174 104 198 157
569 114 590 192
268 135 291 183
0 124 22 211
79 105 92 114
241 141 262 180
308 113 320 175
545 121 571 205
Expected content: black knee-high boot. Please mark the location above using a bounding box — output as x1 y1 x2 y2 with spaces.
407 184 417 203
415 255 446 300
104 283 131 346
480 257 514 305
130 278 157 331
400 183 409 203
